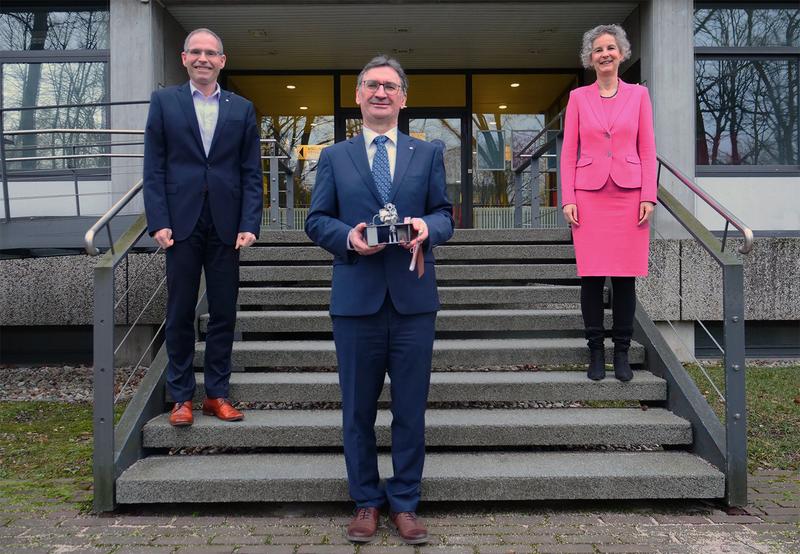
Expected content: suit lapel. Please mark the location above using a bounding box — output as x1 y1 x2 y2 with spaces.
346 134 384 206
606 79 635 131
389 132 415 203
586 82 608 131
177 83 206 157
208 89 232 155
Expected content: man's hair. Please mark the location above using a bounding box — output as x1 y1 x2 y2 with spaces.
184 28 224 53
357 55 408 92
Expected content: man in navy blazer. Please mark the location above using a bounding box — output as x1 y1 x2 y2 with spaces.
143 28 263 427
305 55 453 545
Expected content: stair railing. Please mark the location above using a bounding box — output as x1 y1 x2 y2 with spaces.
512 109 567 229
84 129 279 511
513 104 753 506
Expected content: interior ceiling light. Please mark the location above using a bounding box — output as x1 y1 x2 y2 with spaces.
510 83 520 88
286 85 296 89
392 48 414 55
498 105 508 109
299 106 308 110
395 27 410 33
248 29 268 39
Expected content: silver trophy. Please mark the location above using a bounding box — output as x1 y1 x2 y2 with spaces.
365 203 413 246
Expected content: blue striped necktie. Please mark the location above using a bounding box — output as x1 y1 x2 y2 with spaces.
372 135 392 204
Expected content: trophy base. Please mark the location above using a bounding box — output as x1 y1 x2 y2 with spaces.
365 222 414 246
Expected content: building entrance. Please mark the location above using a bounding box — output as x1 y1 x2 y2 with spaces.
225 71 577 229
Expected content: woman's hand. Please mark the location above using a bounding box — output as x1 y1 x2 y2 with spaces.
563 204 579 226
638 201 655 225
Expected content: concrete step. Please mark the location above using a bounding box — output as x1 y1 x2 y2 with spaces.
116 451 724 503
241 244 576 263
182 370 666 403
239 264 577 283
255 228 572 246
143 408 691 449
237 285 584 307
194 338 644 368
202 309 610 333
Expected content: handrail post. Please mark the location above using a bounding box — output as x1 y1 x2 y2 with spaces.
723 262 747 506
555 133 565 226
93 260 117 512
0 109 10 222
268 146 280 230
513 172 523 228
71 145 81 217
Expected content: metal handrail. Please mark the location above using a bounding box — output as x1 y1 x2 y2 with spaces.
657 156 754 254
514 109 565 173
4 128 144 135
84 179 143 255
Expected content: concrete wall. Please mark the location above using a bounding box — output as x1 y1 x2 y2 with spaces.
695 177 800 232
640 0 695 239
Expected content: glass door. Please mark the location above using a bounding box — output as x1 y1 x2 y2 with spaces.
401 110 467 227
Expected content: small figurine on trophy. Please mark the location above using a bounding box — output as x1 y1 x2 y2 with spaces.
365 203 414 246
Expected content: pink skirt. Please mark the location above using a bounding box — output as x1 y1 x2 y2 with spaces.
572 177 649 277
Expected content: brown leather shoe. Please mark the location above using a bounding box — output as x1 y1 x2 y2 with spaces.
169 401 193 427
390 511 428 545
345 507 379 543
202 397 244 421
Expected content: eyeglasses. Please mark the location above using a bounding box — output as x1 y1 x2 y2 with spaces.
361 80 403 95
185 49 223 58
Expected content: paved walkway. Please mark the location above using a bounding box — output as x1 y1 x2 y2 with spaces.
1 471 797 554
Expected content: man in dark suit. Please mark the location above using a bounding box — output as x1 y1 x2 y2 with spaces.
143 28 263 427
305 55 454 545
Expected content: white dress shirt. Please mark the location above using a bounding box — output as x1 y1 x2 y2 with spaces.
189 81 220 156
362 125 398 180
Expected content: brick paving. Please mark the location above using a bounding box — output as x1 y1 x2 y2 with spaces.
0 471 797 554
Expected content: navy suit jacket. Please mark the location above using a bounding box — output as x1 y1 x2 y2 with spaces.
143 82 263 245
305 132 454 317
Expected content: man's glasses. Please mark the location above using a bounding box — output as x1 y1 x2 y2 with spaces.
185 49 223 58
361 80 404 95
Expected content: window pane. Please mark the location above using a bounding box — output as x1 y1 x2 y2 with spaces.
694 7 800 47
696 59 799 166
3 62 109 171
0 8 109 50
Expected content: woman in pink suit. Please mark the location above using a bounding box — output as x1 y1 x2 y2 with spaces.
560 24 657 382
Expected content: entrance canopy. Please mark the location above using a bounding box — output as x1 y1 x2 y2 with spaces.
163 1 638 70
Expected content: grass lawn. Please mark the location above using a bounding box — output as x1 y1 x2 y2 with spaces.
685 364 800 472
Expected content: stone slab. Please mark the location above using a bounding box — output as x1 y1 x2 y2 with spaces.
194 338 645 368
202 309 611 333
237 285 585 307
182 370 666 403
116 451 724 503
142 407 691 448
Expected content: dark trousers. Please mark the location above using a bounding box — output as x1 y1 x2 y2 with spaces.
580 276 636 351
332 294 436 513
164 197 239 402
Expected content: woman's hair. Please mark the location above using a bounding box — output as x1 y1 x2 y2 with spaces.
580 24 631 69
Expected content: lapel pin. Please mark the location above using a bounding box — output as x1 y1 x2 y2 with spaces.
409 146 414 150
225 98 230 102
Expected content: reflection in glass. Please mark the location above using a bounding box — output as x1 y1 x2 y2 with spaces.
3 62 109 171
260 114 334 212
476 130 505 170
472 114 543 228
408 118 462 226
696 59 799 166
694 7 799 47
0 8 109 50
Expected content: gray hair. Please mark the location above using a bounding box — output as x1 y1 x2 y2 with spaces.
357 55 408 93
580 24 631 69
184 28 224 54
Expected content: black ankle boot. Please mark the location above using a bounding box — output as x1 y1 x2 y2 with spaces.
613 349 633 382
587 349 606 381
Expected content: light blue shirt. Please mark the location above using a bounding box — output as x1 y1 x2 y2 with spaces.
189 81 220 156
362 125 398 179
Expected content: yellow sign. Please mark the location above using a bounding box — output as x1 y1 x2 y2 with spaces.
295 144 328 160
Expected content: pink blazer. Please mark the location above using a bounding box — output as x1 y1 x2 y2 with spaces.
560 79 657 207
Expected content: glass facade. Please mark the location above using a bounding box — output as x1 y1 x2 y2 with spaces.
1 3 110 173
694 5 800 169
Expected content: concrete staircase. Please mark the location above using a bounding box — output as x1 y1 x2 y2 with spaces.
116 229 725 503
